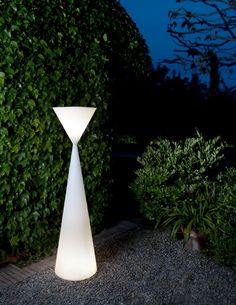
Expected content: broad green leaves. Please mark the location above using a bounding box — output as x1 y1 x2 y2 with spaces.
0 0 150 257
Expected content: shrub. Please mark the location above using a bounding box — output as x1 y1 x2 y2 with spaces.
0 0 151 256
162 169 236 240
131 132 236 265
131 131 225 227
203 168 236 267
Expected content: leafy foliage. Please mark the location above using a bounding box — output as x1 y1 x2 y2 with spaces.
131 132 236 265
131 131 225 226
203 168 236 267
162 170 236 240
0 0 151 256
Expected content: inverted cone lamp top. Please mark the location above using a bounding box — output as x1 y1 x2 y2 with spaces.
53 106 96 144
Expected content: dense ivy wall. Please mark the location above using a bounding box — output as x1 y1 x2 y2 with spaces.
0 0 151 255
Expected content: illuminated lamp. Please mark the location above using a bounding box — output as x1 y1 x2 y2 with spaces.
53 106 97 281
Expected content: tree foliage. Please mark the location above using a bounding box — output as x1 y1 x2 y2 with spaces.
167 0 236 92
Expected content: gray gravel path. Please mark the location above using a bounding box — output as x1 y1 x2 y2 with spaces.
0 221 235 305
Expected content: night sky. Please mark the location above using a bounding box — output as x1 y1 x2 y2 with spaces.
119 0 181 67
119 0 234 88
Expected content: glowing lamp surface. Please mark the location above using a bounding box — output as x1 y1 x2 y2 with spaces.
53 106 96 144
53 106 97 281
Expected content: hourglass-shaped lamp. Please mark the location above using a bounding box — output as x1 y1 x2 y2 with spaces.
53 106 97 281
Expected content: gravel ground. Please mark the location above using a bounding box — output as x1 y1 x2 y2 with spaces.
0 222 235 305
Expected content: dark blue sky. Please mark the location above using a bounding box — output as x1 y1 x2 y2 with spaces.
119 0 234 88
119 0 180 67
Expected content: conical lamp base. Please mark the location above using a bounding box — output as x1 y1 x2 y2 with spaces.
55 144 97 281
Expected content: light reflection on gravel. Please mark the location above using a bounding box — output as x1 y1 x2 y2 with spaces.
1 224 235 305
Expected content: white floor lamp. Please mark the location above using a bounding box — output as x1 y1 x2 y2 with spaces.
53 106 97 281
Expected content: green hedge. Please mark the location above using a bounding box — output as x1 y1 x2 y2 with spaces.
0 0 151 256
